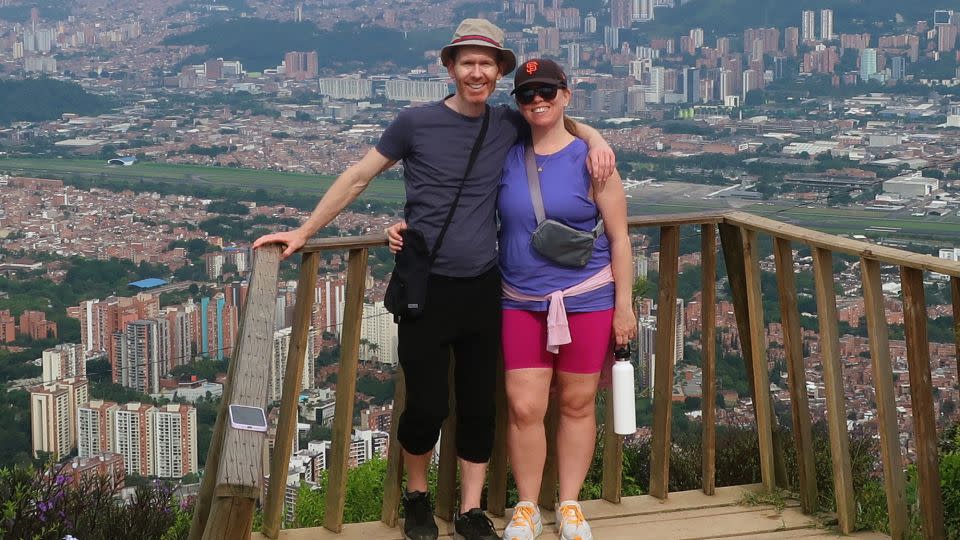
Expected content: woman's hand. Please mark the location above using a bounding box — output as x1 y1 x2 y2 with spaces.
386 221 407 253
612 304 637 347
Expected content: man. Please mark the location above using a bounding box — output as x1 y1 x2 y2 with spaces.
253 19 615 540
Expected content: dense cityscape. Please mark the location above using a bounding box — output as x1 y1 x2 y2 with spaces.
2 0 960 537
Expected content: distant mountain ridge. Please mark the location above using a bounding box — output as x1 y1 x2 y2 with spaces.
653 0 951 36
0 79 111 125
162 19 449 72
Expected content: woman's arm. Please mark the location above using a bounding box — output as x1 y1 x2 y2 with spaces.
593 169 637 346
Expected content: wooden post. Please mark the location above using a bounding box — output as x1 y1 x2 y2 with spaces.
380 370 406 526
601 390 623 503
435 358 458 522
861 258 907 539
900 267 946 540
189 247 280 540
774 238 817 513
811 248 856 534
951 277 960 384
539 401 560 509
740 228 776 492
700 224 717 496
323 248 369 533
200 248 282 540
649 225 679 500
720 224 786 486
201 498 256 540
262 252 320 538
486 353 509 517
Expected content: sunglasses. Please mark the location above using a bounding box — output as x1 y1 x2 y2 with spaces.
514 85 564 104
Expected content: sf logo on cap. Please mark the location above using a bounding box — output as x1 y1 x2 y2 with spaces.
525 61 539 75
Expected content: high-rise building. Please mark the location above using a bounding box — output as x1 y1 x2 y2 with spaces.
860 48 878 81
0 310 14 343
684 67 701 103
611 0 631 28
637 316 656 395
74 294 160 361
603 26 620 50
890 56 907 80
199 293 236 360
284 51 319 81
742 69 759 98
30 377 88 460
270 327 317 403
164 306 194 370
937 23 958 53
319 77 374 100
348 429 389 468
538 27 560 53
113 402 155 476
647 66 666 103
801 10 816 42
567 42 581 69
583 14 597 33
361 302 399 367
42 343 85 382
117 319 169 394
784 27 799 57
151 404 198 478
820 9 834 41
689 28 704 49
384 79 450 102
77 400 118 458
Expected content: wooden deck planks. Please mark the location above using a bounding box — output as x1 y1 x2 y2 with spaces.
253 486 889 540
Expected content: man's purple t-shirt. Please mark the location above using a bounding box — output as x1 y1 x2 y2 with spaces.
498 138 614 312
376 101 525 278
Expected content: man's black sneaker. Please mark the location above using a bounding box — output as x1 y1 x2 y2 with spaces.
454 508 498 540
402 490 439 540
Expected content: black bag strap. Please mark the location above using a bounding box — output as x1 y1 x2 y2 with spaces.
429 104 490 262
524 143 547 225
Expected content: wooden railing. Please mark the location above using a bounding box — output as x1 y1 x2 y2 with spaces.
188 210 956 540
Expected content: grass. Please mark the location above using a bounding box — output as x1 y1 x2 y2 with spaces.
7 156 960 241
737 488 789 513
0 157 406 200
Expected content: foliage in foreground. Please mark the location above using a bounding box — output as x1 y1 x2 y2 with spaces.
0 463 191 540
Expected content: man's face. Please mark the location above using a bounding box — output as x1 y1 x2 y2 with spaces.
447 46 501 106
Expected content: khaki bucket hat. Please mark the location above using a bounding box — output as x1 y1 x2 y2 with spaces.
440 18 518 75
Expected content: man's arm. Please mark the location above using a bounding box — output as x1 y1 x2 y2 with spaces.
252 148 397 258
570 120 616 181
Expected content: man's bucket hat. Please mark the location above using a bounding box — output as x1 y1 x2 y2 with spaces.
440 18 518 75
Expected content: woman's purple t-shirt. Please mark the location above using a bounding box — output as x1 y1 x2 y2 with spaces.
498 138 614 312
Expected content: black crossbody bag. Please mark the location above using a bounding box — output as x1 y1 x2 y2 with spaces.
384 105 490 322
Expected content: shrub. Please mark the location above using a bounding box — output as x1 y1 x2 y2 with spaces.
0 463 189 540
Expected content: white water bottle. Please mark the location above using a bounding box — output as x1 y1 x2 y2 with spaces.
611 345 637 435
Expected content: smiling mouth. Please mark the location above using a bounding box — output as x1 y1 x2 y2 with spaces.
467 83 486 90
532 106 549 113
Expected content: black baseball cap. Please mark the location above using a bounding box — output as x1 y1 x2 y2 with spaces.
511 58 567 94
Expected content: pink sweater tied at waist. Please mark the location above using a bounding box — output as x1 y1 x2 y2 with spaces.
501 264 614 354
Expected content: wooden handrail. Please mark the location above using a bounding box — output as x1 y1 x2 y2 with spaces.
201 210 952 539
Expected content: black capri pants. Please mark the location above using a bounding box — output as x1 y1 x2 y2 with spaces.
396 266 501 464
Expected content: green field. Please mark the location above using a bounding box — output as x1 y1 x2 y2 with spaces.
6 156 960 242
0 157 406 200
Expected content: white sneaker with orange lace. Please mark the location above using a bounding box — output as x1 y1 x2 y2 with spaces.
502 501 542 540
557 501 592 540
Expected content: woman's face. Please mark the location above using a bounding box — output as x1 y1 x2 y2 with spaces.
516 85 570 130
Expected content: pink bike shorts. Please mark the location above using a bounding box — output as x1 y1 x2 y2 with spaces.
502 308 614 374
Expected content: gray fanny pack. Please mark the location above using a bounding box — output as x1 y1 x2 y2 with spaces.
525 143 603 268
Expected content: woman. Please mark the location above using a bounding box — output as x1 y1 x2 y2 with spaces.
388 58 634 540
495 58 635 540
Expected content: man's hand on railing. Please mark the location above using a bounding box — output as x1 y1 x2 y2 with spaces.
385 221 407 254
252 229 310 259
